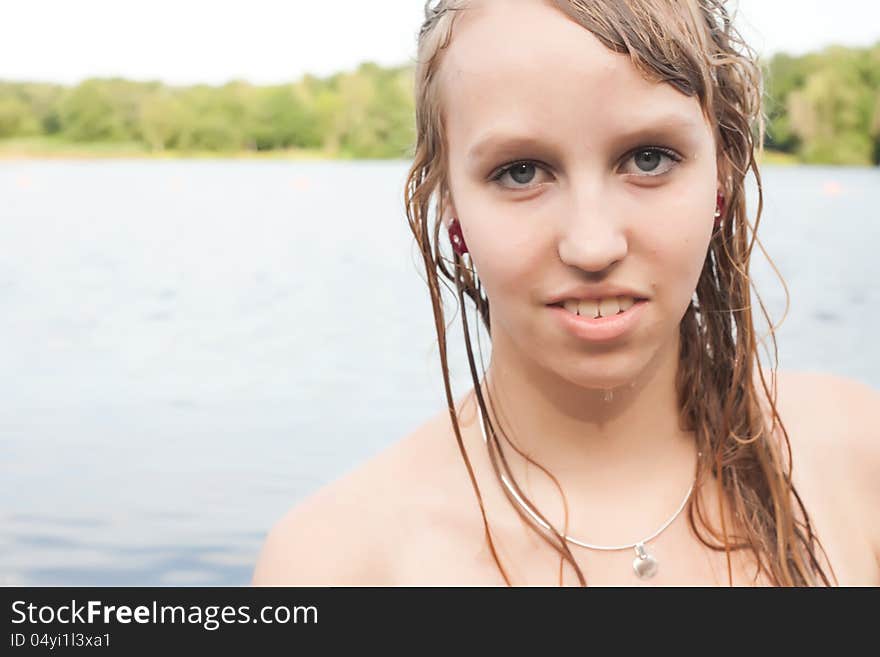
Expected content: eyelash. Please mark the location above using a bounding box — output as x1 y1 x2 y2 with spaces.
489 146 683 188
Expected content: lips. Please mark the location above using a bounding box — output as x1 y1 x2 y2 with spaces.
549 298 648 342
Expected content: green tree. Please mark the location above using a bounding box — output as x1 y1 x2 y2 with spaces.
57 79 127 141
138 91 192 151
327 63 416 158
870 92 880 163
248 85 321 150
0 94 40 137
174 84 247 151
6 82 65 135
787 50 876 164
764 52 818 152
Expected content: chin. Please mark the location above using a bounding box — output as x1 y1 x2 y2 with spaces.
554 357 642 391
550 342 665 391
567 371 640 393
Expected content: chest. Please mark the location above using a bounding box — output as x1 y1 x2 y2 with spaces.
390 459 876 586
385 382 878 586
391 504 767 586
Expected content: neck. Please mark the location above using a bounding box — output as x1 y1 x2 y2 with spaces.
474 329 699 523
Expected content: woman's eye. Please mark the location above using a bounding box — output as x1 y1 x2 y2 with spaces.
621 147 682 177
490 161 550 190
490 148 681 189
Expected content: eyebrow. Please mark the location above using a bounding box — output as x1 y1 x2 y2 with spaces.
466 115 701 162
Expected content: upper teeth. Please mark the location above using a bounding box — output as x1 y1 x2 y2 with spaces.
562 296 636 318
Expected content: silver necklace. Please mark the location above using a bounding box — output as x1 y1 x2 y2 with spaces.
476 404 698 580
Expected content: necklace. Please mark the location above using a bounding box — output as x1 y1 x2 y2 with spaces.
476 404 698 580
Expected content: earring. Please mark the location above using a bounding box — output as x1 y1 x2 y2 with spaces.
448 218 469 256
714 191 725 229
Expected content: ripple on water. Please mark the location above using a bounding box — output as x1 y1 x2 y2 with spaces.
813 310 839 323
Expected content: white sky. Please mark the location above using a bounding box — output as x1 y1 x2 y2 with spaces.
1 0 878 86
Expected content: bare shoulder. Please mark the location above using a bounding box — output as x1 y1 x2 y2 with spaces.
252 409 465 586
771 369 879 455
770 370 880 562
250 474 388 586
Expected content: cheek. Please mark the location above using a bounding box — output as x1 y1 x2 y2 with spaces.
471 229 541 303
641 200 713 299
454 189 545 304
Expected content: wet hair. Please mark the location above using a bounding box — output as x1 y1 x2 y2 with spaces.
404 0 836 586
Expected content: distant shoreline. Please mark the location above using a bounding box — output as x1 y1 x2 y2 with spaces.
0 139 339 162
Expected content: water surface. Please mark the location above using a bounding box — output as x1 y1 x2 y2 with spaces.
0 160 876 585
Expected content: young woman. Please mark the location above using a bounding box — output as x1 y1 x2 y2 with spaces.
253 0 879 586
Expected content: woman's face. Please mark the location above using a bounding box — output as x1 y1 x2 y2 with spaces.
440 0 720 389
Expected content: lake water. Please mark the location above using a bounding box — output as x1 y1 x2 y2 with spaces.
1 160 877 585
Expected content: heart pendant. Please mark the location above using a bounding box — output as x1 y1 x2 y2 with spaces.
632 543 659 579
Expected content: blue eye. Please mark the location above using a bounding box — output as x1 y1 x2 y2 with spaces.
623 147 682 176
490 161 548 189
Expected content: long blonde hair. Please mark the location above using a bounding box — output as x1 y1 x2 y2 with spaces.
404 0 836 586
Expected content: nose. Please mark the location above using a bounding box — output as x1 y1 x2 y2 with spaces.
556 185 629 274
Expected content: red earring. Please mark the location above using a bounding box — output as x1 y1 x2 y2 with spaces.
714 192 725 229
448 218 469 255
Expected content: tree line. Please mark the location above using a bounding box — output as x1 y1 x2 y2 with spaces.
0 62 415 159
1 42 879 164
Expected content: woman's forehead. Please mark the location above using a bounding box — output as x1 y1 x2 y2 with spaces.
439 2 709 154
439 0 613 83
